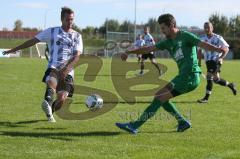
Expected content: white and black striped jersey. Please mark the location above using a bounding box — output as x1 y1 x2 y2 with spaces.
35 27 83 77
143 33 155 46
200 33 229 62
135 39 145 47
143 33 155 54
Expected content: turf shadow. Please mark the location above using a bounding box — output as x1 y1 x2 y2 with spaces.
73 101 152 105
141 130 177 134
15 120 46 124
34 127 67 130
0 120 46 128
172 101 199 104
78 74 126 77
0 131 120 141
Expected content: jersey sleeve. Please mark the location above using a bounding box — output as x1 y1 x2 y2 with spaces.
218 36 229 48
73 34 83 54
35 28 51 42
184 31 201 46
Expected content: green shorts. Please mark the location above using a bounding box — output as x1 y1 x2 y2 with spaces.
170 72 200 96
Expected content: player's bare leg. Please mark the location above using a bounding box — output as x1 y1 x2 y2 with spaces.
52 91 69 113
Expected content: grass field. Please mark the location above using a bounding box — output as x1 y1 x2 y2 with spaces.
0 58 239 159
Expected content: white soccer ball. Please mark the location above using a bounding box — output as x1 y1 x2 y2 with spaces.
85 94 103 111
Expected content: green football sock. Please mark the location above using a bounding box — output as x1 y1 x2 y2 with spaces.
130 99 186 129
131 98 162 129
162 101 185 123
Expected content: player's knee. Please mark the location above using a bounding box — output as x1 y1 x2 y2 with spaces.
46 77 57 89
206 74 213 81
154 95 168 103
154 89 172 102
57 92 68 102
213 76 220 83
58 96 66 103
150 59 156 64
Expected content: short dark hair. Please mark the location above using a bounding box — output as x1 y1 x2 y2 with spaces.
144 26 150 30
204 22 213 27
61 7 74 20
158 14 176 27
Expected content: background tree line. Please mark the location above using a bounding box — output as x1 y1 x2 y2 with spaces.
80 13 240 39
2 13 240 58
8 13 240 40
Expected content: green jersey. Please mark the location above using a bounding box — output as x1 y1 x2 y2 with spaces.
156 30 201 75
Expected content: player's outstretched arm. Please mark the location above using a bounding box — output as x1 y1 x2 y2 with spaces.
2 38 40 55
120 45 159 61
198 41 229 60
126 45 158 55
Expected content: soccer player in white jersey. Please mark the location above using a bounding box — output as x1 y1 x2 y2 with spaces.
197 22 237 103
138 26 161 76
2 7 83 122
135 34 145 63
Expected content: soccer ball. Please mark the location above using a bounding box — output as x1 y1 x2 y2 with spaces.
120 53 128 61
85 94 103 111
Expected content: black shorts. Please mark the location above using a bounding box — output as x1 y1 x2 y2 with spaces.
206 60 221 73
42 68 74 97
142 53 155 60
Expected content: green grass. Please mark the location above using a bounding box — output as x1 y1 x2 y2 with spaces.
0 58 240 159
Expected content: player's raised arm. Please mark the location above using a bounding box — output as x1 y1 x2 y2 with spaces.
198 41 228 59
2 38 40 55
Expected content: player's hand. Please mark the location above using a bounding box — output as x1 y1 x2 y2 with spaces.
59 69 68 80
2 50 10 55
60 72 67 80
218 47 226 54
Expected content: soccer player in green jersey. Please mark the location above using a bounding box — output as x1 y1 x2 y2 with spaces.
115 14 227 134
